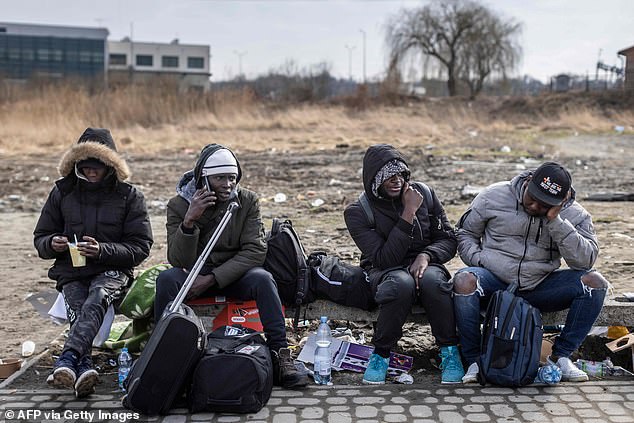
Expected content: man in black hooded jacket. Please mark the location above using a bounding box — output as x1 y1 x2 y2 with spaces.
344 144 464 384
34 128 153 398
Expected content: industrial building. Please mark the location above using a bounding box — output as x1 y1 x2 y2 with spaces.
618 45 634 91
0 22 108 81
0 21 211 91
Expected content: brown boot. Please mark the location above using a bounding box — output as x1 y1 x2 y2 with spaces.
272 347 309 389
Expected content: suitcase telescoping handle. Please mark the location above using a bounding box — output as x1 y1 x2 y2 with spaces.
169 200 240 313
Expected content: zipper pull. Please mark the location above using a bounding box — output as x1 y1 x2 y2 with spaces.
494 316 498 329
535 219 543 243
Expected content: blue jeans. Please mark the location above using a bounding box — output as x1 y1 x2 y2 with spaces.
453 267 606 365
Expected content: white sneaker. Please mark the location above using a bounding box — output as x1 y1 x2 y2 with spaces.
462 362 479 383
547 356 588 382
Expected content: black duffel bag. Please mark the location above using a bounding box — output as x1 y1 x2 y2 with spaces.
308 252 375 311
188 325 273 414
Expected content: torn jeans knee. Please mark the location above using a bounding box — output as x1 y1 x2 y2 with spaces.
452 271 483 297
579 270 609 298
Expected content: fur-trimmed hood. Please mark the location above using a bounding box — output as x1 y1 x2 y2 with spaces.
57 128 130 181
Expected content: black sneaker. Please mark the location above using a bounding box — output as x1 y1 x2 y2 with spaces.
272 347 309 389
74 355 99 398
46 350 79 389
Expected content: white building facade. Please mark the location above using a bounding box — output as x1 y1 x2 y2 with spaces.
108 39 210 91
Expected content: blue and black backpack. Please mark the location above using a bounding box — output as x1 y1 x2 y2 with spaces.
478 283 543 386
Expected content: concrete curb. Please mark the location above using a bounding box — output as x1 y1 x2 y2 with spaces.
0 348 50 389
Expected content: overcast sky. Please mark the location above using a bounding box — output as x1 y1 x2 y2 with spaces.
3 0 632 83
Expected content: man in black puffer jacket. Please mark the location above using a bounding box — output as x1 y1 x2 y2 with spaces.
344 144 463 384
34 128 153 398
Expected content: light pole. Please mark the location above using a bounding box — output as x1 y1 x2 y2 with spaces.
359 29 366 84
233 50 247 77
344 44 356 81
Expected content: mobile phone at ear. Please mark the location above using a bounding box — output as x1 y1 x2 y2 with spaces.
400 181 409 196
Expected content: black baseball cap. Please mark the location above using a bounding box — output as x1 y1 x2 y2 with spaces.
527 162 572 206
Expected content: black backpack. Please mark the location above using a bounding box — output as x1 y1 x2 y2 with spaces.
263 218 314 324
308 252 375 311
188 325 273 414
478 283 543 387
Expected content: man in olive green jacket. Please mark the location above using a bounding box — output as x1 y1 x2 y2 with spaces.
155 144 308 389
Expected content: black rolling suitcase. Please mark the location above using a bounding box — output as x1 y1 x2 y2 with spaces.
123 200 240 415
123 304 204 415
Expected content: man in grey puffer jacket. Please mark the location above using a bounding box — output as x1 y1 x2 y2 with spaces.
453 162 608 383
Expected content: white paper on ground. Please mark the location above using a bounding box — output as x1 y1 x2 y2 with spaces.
297 334 345 370
47 292 68 325
588 326 608 336
93 306 115 347
47 292 115 347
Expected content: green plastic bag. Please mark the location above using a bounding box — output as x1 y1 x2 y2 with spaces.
118 263 171 319
103 317 154 353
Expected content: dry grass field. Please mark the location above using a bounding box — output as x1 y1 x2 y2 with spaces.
1 84 632 157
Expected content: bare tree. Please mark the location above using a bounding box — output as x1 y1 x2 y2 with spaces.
458 9 522 98
385 0 522 97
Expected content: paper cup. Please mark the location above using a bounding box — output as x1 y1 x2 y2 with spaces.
22 341 35 357
68 243 86 267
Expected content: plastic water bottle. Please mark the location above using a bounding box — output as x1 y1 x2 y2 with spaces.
313 316 332 385
117 347 133 391
575 359 610 377
534 364 562 384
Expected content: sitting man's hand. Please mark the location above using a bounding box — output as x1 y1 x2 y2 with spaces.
186 273 216 300
51 235 69 253
546 190 571 222
408 253 430 292
183 189 218 229
78 235 100 258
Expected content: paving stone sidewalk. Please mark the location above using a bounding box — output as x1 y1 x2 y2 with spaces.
2 379 634 423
